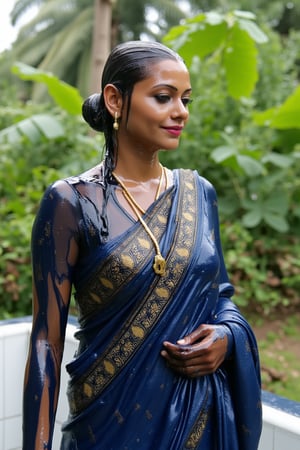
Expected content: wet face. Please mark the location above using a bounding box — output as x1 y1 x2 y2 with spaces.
118 59 192 154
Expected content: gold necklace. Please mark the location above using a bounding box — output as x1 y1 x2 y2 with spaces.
112 166 167 276
113 165 166 215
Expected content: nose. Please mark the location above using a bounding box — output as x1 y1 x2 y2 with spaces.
171 99 189 121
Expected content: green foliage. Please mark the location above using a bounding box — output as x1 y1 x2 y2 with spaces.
0 75 101 318
0 160 61 319
163 10 268 98
0 63 84 146
0 114 64 143
11 62 83 115
118 0 185 41
0 121 101 319
220 222 300 314
253 85 300 129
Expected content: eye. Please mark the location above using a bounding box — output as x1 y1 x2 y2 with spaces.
182 97 193 107
155 94 171 104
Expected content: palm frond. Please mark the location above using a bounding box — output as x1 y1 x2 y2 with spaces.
15 0 78 40
13 34 56 67
77 43 93 97
10 0 46 26
31 7 93 99
37 8 93 76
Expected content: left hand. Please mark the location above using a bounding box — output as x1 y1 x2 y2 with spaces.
161 324 229 378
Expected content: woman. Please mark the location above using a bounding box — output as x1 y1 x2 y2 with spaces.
23 41 262 449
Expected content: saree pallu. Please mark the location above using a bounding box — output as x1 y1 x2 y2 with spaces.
61 169 262 450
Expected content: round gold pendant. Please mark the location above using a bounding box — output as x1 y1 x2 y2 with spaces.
153 254 166 276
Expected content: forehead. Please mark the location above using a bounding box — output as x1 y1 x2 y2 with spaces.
137 59 191 90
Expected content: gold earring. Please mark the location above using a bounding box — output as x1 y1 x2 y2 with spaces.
113 112 119 131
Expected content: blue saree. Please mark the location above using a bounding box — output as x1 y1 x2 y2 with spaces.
59 169 262 449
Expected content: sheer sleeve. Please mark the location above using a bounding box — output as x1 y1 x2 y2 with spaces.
23 180 81 450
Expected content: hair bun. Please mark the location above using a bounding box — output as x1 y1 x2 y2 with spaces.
82 93 105 132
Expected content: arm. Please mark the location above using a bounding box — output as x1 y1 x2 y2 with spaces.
23 181 80 450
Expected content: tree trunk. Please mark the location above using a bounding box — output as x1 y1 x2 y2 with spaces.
90 0 113 94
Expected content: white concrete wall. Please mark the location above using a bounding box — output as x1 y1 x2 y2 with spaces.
0 320 75 450
0 319 300 450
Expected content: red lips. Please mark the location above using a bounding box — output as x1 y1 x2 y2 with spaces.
163 126 183 137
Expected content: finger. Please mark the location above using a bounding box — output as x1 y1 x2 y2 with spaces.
162 341 193 358
168 357 222 376
162 340 211 360
162 346 218 372
161 350 203 367
177 324 211 346
162 344 225 374
168 362 216 378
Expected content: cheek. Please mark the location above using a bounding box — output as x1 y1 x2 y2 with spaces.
129 99 168 124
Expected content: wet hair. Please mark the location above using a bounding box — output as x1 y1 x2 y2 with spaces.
82 40 183 239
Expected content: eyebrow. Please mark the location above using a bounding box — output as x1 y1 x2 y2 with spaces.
153 84 192 94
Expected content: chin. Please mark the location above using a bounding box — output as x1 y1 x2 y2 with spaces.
165 142 180 151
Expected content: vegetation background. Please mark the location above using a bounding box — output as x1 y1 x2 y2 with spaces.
0 0 299 400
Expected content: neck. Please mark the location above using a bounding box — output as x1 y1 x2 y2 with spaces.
114 154 161 181
112 164 167 215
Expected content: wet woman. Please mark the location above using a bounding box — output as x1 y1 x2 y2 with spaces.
23 40 262 449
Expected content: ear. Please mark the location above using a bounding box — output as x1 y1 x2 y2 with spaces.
103 84 123 119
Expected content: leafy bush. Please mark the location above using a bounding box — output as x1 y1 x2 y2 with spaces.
220 222 300 315
0 94 101 318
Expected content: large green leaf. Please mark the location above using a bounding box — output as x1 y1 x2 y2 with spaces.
11 62 83 115
242 209 262 228
163 15 228 66
236 154 264 176
263 190 289 214
0 114 64 144
223 25 258 99
237 18 268 44
263 212 289 232
242 189 290 231
211 145 236 162
253 85 300 129
262 152 294 168
233 10 256 20
211 145 264 176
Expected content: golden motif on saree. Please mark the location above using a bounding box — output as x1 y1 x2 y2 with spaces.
183 389 211 449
